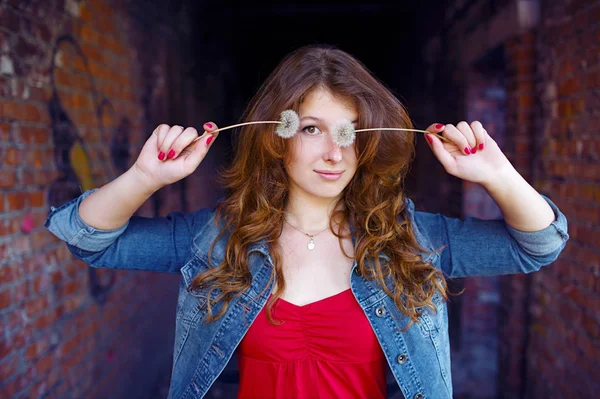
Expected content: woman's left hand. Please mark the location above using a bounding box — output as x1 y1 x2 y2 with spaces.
425 121 514 185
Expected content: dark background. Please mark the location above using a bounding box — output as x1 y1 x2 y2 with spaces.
0 0 597 398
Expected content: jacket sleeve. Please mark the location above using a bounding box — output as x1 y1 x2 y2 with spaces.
411 194 569 278
44 188 213 274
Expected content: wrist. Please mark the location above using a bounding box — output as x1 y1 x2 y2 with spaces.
129 164 161 196
481 163 520 193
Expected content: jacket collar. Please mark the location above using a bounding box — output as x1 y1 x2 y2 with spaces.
200 202 414 265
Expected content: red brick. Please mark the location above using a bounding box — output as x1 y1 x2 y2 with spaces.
20 103 48 124
0 289 10 310
0 6 21 32
79 5 93 23
26 149 45 168
35 351 54 375
64 279 82 296
4 147 19 167
25 337 49 361
0 121 8 141
581 312 600 340
0 170 16 189
0 354 17 382
57 335 80 360
6 192 27 211
25 294 49 318
29 191 45 208
0 100 21 119
586 69 600 89
12 280 29 304
80 24 100 45
33 309 57 331
32 273 52 293
19 126 50 145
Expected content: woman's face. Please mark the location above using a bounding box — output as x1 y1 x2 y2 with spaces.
285 87 359 201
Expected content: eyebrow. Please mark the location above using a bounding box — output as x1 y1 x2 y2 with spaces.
300 116 358 124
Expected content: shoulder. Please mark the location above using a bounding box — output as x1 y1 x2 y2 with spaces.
189 206 231 263
399 197 440 256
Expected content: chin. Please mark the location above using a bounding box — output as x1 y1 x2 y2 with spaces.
304 185 347 200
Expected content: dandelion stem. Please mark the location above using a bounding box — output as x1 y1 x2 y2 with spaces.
354 128 450 143
192 121 282 143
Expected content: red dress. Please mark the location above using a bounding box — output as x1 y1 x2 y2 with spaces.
237 288 387 399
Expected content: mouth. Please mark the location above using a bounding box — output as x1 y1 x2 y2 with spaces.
314 169 344 181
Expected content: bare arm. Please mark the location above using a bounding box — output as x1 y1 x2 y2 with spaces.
78 123 219 230
425 121 558 232
78 165 157 230
483 165 556 232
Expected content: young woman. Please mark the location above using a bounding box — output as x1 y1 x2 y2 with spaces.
45 45 569 399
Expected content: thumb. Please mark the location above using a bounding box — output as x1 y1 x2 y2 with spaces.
426 134 455 171
184 134 214 171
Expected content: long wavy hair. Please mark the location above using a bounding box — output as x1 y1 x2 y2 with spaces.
190 45 447 329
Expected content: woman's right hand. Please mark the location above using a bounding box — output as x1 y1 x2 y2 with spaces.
132 122 219 192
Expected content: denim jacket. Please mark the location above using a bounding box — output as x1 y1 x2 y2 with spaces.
45 189 569 399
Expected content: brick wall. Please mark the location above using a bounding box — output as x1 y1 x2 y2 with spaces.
0 0 224 397
422 0 599 398
496 30 538 399
514 0 600 397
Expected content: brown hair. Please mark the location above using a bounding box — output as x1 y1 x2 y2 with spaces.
190 44 447 329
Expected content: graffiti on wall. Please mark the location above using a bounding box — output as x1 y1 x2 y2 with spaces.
48 35 132 304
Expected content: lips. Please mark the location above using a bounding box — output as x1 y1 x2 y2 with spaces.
314 170 344 181
314 170 344 175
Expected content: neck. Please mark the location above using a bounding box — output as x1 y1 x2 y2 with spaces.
285 190 343 233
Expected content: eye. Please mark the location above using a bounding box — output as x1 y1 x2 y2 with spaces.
301 125 321 136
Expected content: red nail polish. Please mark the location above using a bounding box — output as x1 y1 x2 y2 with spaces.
464 147 471 155
206 135 213 146
158 151 166 160
479 143 484 150
435 124 444 129
471 147 477 154
426 134 433 144
167 149 176 159
205 123 213 129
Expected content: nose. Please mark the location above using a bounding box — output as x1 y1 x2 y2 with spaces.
324 140 342 163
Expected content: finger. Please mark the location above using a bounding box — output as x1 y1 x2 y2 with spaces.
154 124 171 153
427 133 456 173
203 121 219 135
470 121 486 151
184 124 219 170
203 122 219 146
443 124 472 155
170 127 200 160
158 125 185 161
456 121 477 154
426 123 446 134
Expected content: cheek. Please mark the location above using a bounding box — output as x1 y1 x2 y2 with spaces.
342 148 358 168
291 138 324 164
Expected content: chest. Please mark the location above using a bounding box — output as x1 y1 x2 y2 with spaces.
275 229 355 306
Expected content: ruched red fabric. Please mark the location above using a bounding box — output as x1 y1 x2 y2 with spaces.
237 288 387 399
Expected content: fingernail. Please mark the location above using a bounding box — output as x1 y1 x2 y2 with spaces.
205 123 213 129
167 149 176 159
426 134 433 144
464 147 471 155
206 135 214 146
435 124 444 129
471 147 477 154
479 143 484 150
158 151 166 160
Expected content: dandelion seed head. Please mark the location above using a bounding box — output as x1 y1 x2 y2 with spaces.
275 109 299 139
333 120 356 147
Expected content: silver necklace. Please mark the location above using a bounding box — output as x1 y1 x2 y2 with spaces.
283 219 329 251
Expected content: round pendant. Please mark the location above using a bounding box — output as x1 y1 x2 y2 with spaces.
307 240 315 250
